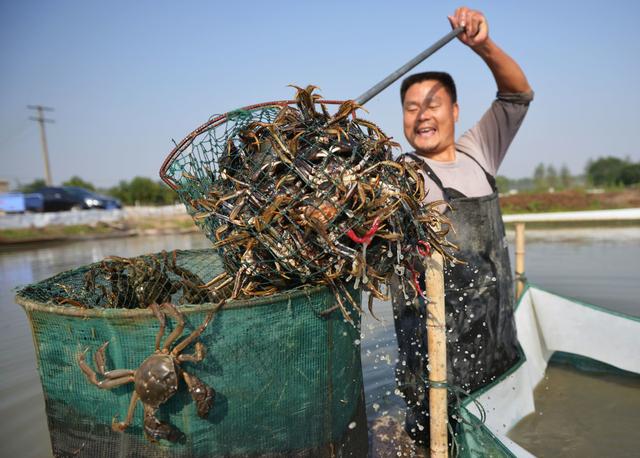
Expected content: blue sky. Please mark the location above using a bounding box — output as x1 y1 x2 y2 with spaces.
1 0 639 188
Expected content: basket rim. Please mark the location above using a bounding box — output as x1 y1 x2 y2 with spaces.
15 282 333 318
159 99 346 191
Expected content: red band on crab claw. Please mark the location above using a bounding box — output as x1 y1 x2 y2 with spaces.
417 240 432 257
345 217 381 245
405 263 426 299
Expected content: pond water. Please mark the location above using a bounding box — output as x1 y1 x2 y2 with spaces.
1 228 638 457
508 363 640 457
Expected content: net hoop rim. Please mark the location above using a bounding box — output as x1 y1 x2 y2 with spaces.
15 282 331 318
159 99 346 190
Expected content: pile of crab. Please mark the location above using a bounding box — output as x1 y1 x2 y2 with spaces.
181 85 457 321
52 250 229 309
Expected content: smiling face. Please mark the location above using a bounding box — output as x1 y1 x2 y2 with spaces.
402 80 459 160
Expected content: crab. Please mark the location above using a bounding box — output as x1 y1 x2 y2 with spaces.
78 302 217 442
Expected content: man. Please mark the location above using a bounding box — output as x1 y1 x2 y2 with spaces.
392 7 533 447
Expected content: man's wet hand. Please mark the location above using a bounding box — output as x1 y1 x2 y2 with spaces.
448 7 489 48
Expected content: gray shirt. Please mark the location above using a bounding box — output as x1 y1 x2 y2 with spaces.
407 91 534 204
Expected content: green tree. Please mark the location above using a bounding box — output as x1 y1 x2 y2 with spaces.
62 176 96 191
108 180 131 204
533 163 546 190
546 165 558 189
495 175 511 194
159 182 177 204
17 178 47 193
108 177 177 205
560 164 572 189
620 163 640 186
586 156 628 187
128 177 160 204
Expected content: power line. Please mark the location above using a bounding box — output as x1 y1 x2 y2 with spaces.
27 105 55 186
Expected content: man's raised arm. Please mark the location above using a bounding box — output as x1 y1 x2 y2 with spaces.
448 7 532 94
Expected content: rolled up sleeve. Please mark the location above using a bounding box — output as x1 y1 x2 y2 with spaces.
456 90 534 175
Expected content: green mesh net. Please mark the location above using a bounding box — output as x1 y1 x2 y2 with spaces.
455 407 515 458
16 249 368 457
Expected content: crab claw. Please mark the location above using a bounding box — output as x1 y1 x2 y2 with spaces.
111 419 128 432
143 414 184 443
183 372 215 418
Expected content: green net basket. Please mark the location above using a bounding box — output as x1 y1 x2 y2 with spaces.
159 99 355 288
157 96 430 301
16 249 367 457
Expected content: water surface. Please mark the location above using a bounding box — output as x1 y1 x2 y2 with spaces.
508 363 640 457
1 229 638 456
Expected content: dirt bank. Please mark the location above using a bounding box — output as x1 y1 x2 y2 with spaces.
500 188 640 214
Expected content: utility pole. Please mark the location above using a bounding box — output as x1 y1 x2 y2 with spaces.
28 105 55 186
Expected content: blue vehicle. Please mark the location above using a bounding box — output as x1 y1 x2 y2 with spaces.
24 193 44 212
37 187 122 212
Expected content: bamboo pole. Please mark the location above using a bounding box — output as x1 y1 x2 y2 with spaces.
424 251 447 457
515 222 526 299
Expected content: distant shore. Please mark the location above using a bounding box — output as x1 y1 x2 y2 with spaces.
499 188 640 213
0 214 200 249
2 188 640 249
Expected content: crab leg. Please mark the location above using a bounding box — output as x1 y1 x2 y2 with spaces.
177 342 206 363
171 308 218 356
78 349 134 388
159 303 185 351
148 303 166 351
93 341 110 374
202 271 229 289
112 392 139 432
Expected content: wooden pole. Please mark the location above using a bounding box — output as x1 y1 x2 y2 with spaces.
424 251 447 457
28 105 55 186
515 222 526 299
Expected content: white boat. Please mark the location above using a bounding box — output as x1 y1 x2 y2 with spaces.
456 284 640 457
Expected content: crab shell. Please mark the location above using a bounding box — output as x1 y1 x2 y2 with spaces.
135 352 180 408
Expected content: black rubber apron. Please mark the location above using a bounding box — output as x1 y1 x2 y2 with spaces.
392 152 521 444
